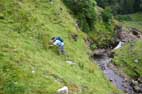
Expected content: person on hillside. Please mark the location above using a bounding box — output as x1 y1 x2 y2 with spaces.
49 37 65 55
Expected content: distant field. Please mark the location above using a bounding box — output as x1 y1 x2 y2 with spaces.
117 12 142 31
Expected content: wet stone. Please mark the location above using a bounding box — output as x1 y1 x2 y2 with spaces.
122 83 128 88
134 86 141 92
138 77 142 83
131 80 139 86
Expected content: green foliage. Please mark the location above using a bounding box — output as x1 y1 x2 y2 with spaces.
88 22 115 48
0 0 121 94
96 0 142 14
63 0 115 48
102 7 113 23
115 15 132 21
113 40 142 78
117 12 142 31
4 81 26 94
62 0 96 32
90 43 97 50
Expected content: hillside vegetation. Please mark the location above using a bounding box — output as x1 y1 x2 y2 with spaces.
113 40 142 78
62 0 115 48
116 12 142 31
0 0 120 94
112 12 142 78
96 0 142 14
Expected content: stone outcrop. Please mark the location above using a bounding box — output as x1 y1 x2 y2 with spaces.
116 26 142 42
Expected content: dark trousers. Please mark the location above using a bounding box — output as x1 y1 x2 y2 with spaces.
59 45 65 54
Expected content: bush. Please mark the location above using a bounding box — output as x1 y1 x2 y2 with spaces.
115 15 132 21
62 0 96 32
102 7 113 23
90 43 97 50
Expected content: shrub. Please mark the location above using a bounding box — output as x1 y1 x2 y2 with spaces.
90 43 97 50
102 7 113 23
115 15 132 21
62 0 96 32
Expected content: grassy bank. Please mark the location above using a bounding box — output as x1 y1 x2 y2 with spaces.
113 13 142 78
113 40 142 78
0 0 120 94
116 12 142 31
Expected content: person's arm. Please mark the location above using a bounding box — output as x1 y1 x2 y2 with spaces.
53 40 58 46
48 40 54 47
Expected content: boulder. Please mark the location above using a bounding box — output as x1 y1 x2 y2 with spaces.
133 86 141 92
131 80 138 86
57 86 68 94
134 59 139 63
138 77 142 83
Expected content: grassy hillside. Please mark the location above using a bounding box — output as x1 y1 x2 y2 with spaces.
0 0 120 94
113 40 142 78
113 13 142 78
116 12 142 31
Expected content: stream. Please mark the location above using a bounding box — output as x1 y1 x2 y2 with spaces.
93 48 133 94
91 26 142 94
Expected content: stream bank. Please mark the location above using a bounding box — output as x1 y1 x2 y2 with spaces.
92 49 133 94
91 26 142 94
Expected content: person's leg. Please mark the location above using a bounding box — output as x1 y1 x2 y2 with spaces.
58 47 62 55
59 45 65 55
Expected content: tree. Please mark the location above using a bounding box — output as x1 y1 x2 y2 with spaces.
102 7 113 23
96 0 142 14
134 0 141 11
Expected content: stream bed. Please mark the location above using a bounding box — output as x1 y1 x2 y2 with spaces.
93 49 133 94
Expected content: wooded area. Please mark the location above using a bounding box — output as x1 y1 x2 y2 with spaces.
96 0 142 14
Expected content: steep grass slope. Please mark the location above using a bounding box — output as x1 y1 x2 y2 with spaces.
0 0 120 94
113 40 142 78
114 13 142 78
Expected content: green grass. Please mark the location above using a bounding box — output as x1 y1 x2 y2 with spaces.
0 0 121 94
114 12 142 78
118 12 142 31
113 40 142 78
88 21 115 48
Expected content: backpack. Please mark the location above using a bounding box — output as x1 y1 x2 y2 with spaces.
56 37 64 42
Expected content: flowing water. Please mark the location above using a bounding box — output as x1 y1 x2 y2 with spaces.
93 50 133 94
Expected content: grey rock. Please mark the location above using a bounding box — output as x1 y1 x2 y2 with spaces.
131 80 138 86
122 83 128 88
66 61 76 65
138 77 142 83
134 59 139 63
57 86 68 94
133 86 141 92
